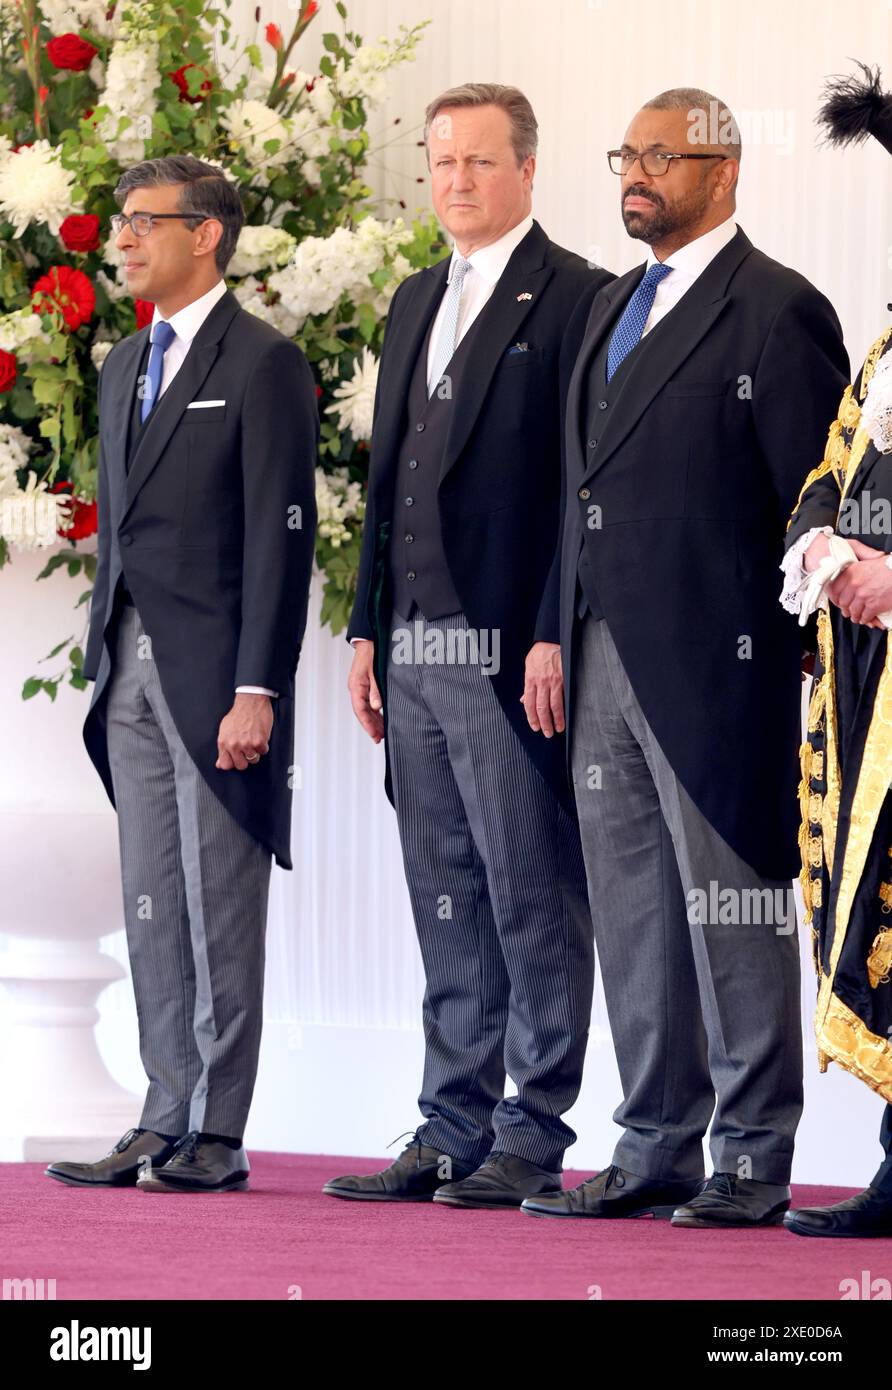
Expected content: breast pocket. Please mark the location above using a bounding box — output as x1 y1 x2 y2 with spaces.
184 405 227 423
502 345 546 367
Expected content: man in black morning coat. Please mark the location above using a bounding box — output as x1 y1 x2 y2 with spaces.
521 89 850 1227
324 84 614 1210
45 156 317 1196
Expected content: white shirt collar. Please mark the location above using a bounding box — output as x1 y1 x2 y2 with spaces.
447 213 535 286
150 278 228 343
646 216 738 280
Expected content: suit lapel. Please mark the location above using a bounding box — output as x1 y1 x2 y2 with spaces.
565 270 642 482
575 228 754 483
104 330 147 496
439 252 554 482
118 290 242 526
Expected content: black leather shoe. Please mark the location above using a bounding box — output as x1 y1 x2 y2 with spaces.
672 1172 791 1228
136 1131 250 1193
45 1128 180 1188
323 1138 475 1202
784 1187 892 1238
434 1151 562 1208
522 1163 702 1219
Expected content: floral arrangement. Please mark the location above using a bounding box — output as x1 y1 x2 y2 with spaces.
0 0 445 700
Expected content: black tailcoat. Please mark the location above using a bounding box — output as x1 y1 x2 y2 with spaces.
82 289 319 870
347 219 614 813
547 227 849 878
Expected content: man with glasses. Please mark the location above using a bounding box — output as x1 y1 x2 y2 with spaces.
45 155 318 1194
522 89 849 1227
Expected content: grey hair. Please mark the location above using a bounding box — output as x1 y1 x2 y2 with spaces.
113 155 245 273
644 87 742 163
423 82 538 165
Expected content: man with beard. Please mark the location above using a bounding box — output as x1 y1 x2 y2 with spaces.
521 89 849 1227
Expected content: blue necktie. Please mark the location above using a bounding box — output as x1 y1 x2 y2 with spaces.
140 319 177 422
605 261 673 382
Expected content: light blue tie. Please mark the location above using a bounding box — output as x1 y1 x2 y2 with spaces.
605 261 673 382
140 319 177 422
428 255 472 396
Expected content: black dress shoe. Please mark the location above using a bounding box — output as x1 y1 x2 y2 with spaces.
434 1151 562 1209
136 1131 250 1193
323 1139 475 1201
784 1186 892 1238
521 1163 702 1219
671 1172 791 1228
45 1128 180 1188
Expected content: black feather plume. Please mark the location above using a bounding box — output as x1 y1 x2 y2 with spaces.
817 60 892 153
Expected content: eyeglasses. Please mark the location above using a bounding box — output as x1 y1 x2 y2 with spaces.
110 211 210 236
607 149 727 177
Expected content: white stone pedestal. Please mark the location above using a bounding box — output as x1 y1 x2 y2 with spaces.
0 809 141 1162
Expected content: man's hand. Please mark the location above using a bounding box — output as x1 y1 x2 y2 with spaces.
827 556 892 627
348 639 384 743
522 641 565 737
803 532 832 572
216 692 274 771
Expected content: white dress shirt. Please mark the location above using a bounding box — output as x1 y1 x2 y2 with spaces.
641 215 738 336
151 280 276 698
425 212 535 391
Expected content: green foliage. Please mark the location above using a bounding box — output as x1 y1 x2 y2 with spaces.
1 0 440 695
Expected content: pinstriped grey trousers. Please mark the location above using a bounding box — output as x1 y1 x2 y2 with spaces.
104 602 272 1139
570 615 802 1185
386 608 595 1172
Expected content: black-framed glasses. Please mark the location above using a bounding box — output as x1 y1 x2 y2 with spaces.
607 149 728 177
110 211 210 236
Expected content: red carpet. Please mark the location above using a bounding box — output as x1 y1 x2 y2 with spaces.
2 1155 891 1300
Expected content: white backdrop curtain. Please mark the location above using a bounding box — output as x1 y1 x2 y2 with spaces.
2 0 891 1180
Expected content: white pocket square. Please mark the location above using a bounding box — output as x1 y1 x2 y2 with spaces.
186 399 226 409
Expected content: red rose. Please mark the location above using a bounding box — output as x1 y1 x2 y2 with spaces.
32 266 95 331
305 1 318 17
265 22 283 49
60 213 100 253
51 481 98 541
46 33 98 72
134 299 154 330
0 349 16 393
169 63 213 104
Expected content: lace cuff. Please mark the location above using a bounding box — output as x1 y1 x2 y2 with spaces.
779 526 834 616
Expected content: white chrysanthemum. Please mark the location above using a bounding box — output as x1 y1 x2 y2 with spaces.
268 217 414 328
222 100 293 183
0 470 71 550
315 466 365 548
290 104 329 172
90 339 115 372
228 225 296 278
325 347 378 442
232 276 300 339
0 141 78 238
0 306 50 356
38 0 119 38
0 422 32 495
305 75 335 124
